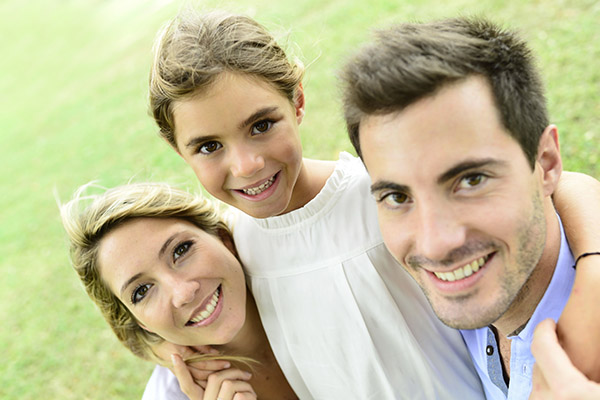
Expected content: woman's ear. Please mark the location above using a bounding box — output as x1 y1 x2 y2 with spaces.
217 228 239 258
294 83 305 125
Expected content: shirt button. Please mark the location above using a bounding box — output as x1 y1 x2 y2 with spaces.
486 345 494 356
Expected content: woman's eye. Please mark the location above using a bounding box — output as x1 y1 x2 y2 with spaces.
131 284 152 304
251 120 272 135
380 192 411 207
198 141 222 155
173 241 192 261
458 173 487 189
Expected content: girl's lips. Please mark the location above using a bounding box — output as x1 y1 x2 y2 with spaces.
186 285 223 327
234 171 281 202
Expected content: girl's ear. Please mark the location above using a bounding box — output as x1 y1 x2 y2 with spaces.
294 83 305 125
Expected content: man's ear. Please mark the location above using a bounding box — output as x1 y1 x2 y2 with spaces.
536 124 562 196
294 83 305 125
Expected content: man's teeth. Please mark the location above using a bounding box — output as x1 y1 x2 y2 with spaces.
434 256 488 282
188 287 220 324
242 175 275 195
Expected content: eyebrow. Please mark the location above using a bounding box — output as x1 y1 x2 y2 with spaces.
119 233 178 297
237 106 278 130
184 106 279 150
370 181 410 195
369 158 505 195
436 158 506 184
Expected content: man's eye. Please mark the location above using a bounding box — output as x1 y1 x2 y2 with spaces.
251 120 272 135
131 284 152 304
173 241 192 261
198 141 222 154
380 192 411 207
458 173 487 189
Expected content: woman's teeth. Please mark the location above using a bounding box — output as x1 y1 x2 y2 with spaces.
434 255 489 282
188 287 220 325
242 175 275 195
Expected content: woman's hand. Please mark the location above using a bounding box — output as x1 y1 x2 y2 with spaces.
151 341 232 384
530 319 600 399
171 354 256 400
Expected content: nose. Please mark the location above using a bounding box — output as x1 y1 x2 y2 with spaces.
229 144 265 178
171 279 201 309
413 198 467 263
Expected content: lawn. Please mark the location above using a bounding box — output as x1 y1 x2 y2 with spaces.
1 0 597 398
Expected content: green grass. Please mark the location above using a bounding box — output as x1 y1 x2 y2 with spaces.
1 0 597 398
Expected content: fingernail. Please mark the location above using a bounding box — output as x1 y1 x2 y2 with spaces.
223 362 231 368
245 371 252 378
171 354 177 364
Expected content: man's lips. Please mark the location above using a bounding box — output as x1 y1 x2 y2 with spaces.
429 253 494 282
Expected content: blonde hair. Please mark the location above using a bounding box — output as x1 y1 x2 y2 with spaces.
149 9 304 148
60 182 238 366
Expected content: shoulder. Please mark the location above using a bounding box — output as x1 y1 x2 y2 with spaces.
142 365 189 400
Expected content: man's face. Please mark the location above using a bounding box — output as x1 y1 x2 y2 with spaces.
360 76 553 330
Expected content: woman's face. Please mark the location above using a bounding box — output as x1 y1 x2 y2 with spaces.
97 217 247 346
172 73 306 218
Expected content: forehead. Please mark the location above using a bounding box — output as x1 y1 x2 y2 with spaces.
360 76 525 182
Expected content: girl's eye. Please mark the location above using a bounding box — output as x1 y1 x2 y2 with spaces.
131 283 152 304
379 192 411 208
173 241 193 261
457 173 487 190
251 120 272 135
198 141 222 155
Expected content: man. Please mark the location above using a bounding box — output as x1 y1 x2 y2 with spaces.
340 17 592 399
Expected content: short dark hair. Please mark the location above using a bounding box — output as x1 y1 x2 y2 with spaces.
340 17 548 168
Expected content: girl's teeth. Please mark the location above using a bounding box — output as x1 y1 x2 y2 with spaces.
242 175 275 195
434 256 488 282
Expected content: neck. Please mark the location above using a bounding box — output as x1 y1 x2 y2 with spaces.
217 292 298 399
493 204 561 337
282 158 336 214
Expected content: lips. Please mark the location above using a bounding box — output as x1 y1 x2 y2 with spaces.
236 172 278 196
186 285 221 326
433 254 491 282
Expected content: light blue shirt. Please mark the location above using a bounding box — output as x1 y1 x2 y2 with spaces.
461 219 575 400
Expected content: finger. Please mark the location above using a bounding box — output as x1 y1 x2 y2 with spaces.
529 363 550 400
531 319 583 386
171 354 205 399
216 380 256 400
203 369 252 399
186 360 231 380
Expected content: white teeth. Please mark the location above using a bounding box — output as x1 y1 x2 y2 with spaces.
434 256 488 282
188 287 221 325
241 175 275 195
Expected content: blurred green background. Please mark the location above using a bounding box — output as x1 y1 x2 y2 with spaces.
1 0 598 398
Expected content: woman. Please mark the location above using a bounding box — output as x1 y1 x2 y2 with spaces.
60 182 297 400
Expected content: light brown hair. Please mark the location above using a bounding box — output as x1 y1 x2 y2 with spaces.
149 9 304 149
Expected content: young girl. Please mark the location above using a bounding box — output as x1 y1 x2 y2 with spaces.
147 10 600 399
61 182 298 400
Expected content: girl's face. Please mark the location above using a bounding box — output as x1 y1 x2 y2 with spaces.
98 217 247 346
172 73 306 218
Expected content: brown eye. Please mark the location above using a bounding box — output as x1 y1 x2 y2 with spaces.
251 120 272 135
173 241 192 261
198 141 222 155
132 284 152 304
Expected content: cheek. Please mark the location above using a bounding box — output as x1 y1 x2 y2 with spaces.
378 213 407 262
